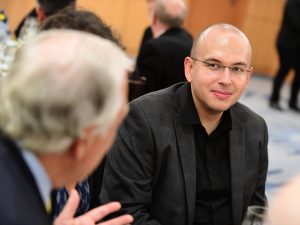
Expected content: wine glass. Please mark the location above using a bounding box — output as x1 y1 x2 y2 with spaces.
18 17 39 42
242 205 268 225
0 39 18 77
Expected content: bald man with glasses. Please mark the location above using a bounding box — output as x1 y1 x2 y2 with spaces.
101 23 268 225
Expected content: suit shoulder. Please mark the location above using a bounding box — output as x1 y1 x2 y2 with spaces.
129 83 183 113
231 102 266 124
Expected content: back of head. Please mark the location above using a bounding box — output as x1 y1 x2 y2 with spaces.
37 0 76 17
40 9 123 48
155 0 187 27
0 30 131 153
268 175 300 225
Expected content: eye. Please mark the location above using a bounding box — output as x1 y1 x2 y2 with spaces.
205 62 221 70
231 66 245 74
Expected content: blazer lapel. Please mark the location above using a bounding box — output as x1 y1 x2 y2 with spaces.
229 114 245 225
173 83 196 225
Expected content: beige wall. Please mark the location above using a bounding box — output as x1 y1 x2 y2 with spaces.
0 0 151 56
185 0 248 37
0 0 36 33
1 0 285 76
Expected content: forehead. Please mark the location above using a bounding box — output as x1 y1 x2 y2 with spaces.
196 29 251 64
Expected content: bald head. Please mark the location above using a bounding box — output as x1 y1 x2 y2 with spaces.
155 0 187 27
191 24 252 65
268 175 300 225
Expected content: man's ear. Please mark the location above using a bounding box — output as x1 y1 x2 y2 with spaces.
184 57 193 82
35 6 46 23
69 126 97 160
68 138 86 161
245 67 253 88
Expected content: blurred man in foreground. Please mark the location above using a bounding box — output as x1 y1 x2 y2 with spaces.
0 30 133 225
268 174 300 225
40 9 124 218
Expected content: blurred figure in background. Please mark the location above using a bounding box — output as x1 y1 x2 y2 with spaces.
133 0 193 95
137 0 155 54
270 0 300 112
35 0 76 23
40 9 124 218
15 0 77 39
0 29 133 225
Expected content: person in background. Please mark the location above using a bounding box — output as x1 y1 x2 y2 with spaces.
35 0 76 23
40 9 123 49
269 0 300 112
133 0 193 95
15 0 76 38
137 0 155 54
39 9 124 218
0 29 133 225
100 23 268 225
268 174 300 225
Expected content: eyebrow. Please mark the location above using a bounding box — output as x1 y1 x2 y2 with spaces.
203 58 248 67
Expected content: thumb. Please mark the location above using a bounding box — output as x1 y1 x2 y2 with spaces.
56 189 80 220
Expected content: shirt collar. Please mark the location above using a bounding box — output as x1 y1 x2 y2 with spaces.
181 84 232 133
19 144 52 205
181 85 201 125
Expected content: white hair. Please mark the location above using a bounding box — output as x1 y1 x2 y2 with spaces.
155 0 188 27
0 29 132 153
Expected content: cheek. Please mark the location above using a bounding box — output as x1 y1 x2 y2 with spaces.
193 72 216 87
233 78 249 91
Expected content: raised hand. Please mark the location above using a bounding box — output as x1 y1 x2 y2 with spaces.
54 189 133 225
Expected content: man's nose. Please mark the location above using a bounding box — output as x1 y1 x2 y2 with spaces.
218 66 232 84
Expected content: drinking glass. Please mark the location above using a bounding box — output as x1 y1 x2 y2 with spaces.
0 39 18 77
18 17 38 42
242 205 268 225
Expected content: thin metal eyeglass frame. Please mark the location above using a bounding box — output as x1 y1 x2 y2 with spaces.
190 57 252 73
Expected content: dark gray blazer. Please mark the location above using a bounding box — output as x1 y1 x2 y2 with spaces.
0 133 52 225
101 82 268 225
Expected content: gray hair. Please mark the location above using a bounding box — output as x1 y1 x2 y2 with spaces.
155 0 188 27
0 30 132 153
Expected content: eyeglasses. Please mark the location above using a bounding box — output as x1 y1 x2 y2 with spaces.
190 57 252 75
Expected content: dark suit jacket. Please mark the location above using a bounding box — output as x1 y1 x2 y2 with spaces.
0 133 52 225
138 26 153 52
100 82 268 225
134 27 193 94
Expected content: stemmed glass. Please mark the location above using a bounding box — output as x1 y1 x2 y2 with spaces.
0 39 18 78
242 206 268 225
18 17 39 42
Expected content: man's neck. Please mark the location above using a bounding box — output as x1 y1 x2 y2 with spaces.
151 20 169 38
199 113 223 135
193 101 223 135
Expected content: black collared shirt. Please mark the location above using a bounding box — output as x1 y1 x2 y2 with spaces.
182 89 233 225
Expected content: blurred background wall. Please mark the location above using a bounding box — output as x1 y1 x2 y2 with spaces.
0 0 287 78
